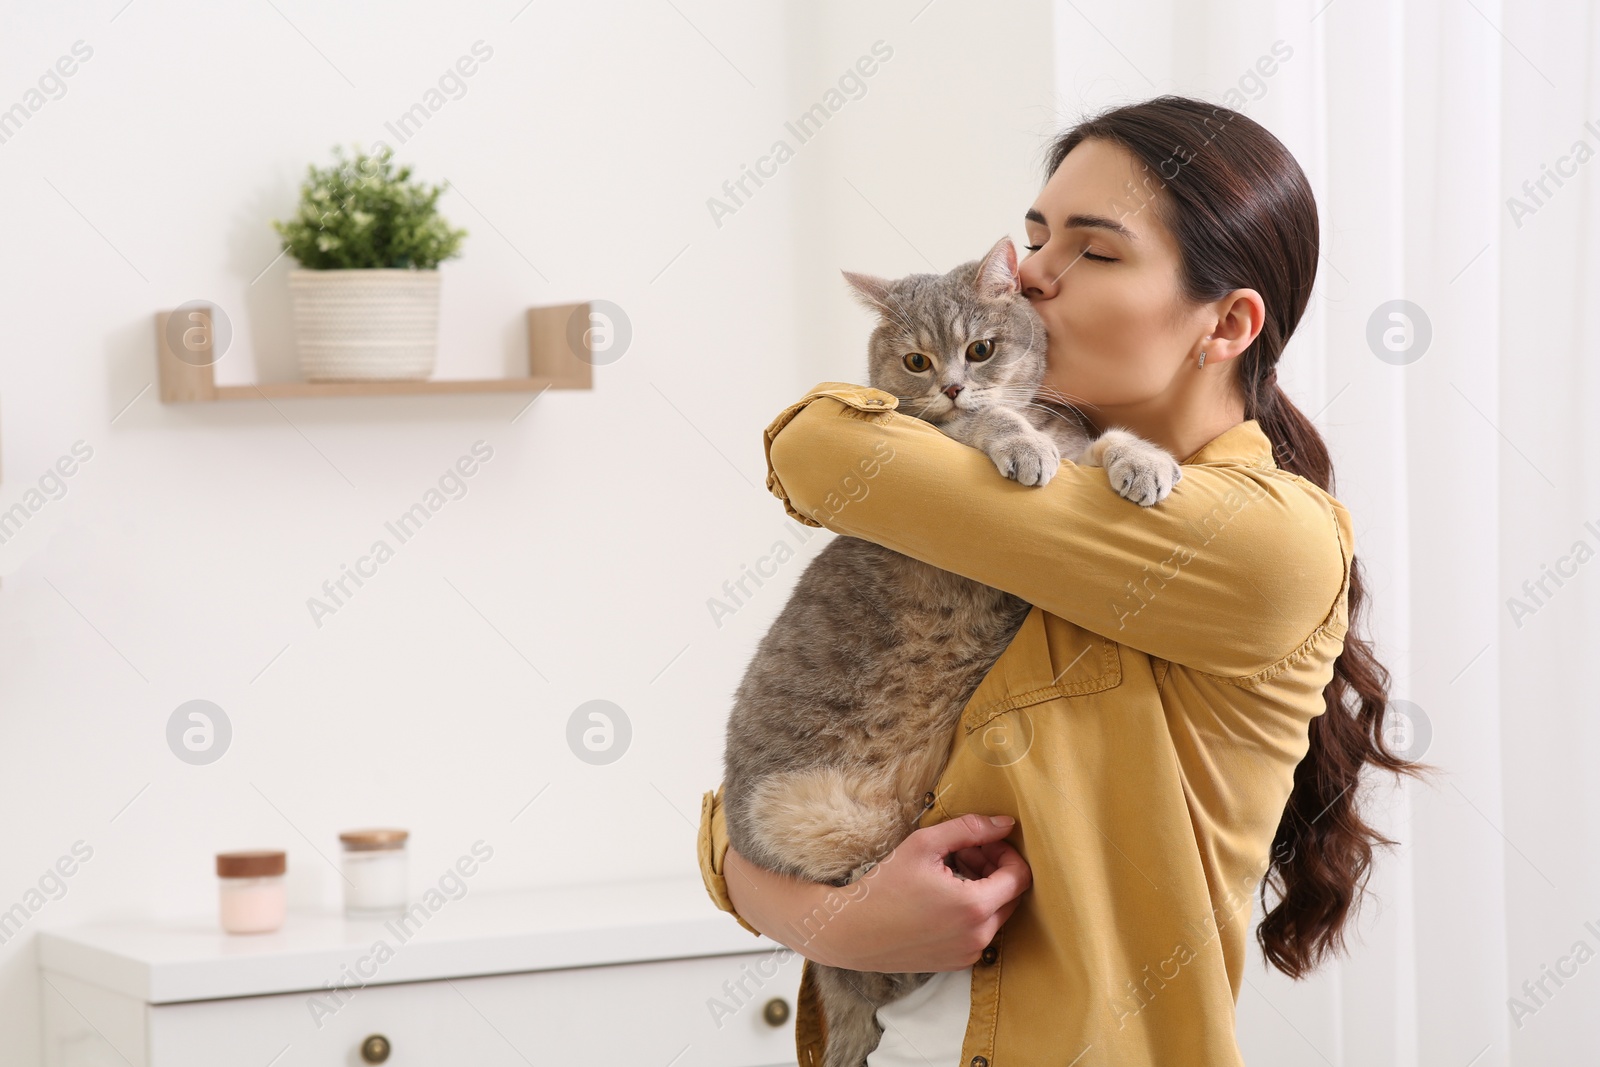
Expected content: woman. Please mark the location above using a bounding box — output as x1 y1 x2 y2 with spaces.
697 95 1434 1066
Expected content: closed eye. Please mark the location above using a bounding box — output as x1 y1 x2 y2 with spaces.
1023 244 1116 263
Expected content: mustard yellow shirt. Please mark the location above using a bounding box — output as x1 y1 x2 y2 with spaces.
697 382 1354 1066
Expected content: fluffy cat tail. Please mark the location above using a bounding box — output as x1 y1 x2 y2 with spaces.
744 766 907 886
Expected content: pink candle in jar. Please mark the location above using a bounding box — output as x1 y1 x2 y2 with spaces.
216 850 287 934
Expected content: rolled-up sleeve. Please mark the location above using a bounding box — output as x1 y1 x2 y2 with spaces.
763 382 1351 679
698 783 762 937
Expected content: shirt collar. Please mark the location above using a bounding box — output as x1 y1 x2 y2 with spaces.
1180 418 1277 468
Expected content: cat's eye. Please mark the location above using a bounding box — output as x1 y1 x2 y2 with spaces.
903 352 931 372
966 339 996 362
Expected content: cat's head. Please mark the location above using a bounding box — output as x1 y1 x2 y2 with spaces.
842 235 1047 426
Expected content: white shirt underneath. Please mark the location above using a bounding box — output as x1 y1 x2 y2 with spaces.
866 965 973 1066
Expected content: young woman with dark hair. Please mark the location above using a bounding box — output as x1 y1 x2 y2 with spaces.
698 94 1438 1066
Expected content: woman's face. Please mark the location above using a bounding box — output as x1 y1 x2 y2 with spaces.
1018 138 1215 419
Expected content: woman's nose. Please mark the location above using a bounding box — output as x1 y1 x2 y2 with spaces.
1020 255 1055 302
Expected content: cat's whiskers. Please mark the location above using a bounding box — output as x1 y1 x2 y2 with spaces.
975 384 1093 430
887 392 942 419
982 381 1088 404
983 384 1089 412
1033 383 1090 409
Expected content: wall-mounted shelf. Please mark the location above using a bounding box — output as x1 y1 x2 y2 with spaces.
156 302 595 403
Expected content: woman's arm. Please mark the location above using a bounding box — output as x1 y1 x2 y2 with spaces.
762 382 1352 679
698 785 1030 971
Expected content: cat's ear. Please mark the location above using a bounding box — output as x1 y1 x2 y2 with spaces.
973 236 1021 299
842 270 897 316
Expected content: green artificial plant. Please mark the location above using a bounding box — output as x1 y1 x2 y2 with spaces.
272 144 467 270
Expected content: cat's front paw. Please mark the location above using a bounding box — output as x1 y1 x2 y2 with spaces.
1102 433 1182 506
987 431 1061 487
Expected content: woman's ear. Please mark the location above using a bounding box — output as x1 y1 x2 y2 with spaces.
1207 288 1266 361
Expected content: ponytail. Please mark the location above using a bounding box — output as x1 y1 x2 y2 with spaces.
1249 381 1442 978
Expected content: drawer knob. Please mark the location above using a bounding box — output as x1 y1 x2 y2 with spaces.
360 1034 391 1063
763 997 791 1027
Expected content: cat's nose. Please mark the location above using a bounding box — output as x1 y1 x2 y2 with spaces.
943 383 963 399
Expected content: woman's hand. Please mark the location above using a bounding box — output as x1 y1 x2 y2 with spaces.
723 814 1031 973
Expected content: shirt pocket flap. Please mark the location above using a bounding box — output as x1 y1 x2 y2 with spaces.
962 606 1123 734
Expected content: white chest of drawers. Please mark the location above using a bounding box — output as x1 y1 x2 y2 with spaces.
39 876 802 1067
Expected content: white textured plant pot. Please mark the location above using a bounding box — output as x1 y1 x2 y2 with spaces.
288 268 441 381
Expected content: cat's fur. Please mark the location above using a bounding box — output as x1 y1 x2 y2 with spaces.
721 236 1182 1067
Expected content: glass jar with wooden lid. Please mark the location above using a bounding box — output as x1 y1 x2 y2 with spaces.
216 849 287 934
338 829 409 915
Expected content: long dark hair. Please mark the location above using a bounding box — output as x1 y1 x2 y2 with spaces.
1042 96 1440 979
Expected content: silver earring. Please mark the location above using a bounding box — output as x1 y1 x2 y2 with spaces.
1197 349 1206 369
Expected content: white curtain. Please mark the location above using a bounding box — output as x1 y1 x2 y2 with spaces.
1049 0 1600 1062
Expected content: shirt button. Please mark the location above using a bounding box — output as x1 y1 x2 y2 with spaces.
970 1057 989 1067
980 945 998 965
921 791 936 809
867 398 884 405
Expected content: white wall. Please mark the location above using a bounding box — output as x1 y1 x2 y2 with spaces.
0 1 1054 1063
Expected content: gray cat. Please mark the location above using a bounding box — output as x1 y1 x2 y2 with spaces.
722 235 1181 1067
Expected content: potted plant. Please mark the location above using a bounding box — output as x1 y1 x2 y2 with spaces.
272 144 467 381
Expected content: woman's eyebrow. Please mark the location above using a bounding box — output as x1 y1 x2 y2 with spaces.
1023 207 1137 242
